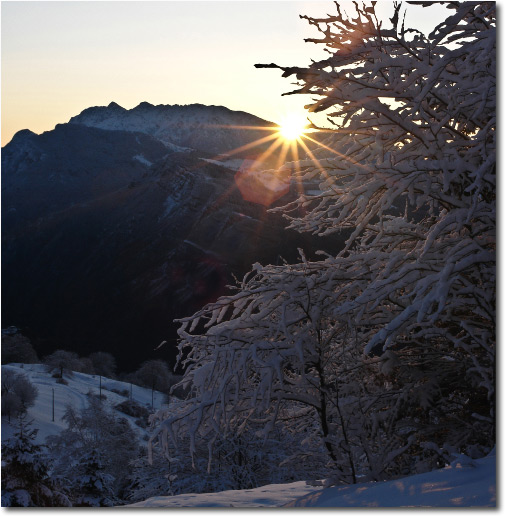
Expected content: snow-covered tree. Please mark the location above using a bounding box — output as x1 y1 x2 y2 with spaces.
124 451 179 503
135 359 173 408
1 369 38 422
45 398 139 506
1 414 71 507
1 330 39 364
88 351 117 378
43 349 83 379
13 375 39 412
149 1 495 482
136 360 173 392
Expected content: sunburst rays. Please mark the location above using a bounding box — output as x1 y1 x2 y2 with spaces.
178 118 339 213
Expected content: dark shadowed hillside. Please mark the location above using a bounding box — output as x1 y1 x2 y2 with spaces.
2 104 343 371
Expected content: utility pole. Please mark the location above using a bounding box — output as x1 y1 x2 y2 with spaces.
99 375 102 400
52 388 55 422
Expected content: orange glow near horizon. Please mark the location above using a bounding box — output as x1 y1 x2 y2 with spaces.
2 2 449 147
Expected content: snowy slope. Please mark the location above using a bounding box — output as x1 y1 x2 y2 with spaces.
126 452 496 508
1 364 167 444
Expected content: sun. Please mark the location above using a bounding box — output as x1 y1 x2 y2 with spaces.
278 113 308 141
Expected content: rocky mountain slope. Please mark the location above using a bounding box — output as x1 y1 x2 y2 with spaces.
2 103 342 372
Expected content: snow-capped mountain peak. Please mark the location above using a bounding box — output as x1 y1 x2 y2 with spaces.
69 102 277 155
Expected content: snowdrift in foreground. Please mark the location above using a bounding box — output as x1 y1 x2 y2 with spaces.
287 452 496 508
125 481 323 508
127 452 495 508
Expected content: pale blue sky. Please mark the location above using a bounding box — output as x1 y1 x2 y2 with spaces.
1 1 446 146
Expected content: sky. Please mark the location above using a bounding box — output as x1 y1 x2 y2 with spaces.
1 1 448 147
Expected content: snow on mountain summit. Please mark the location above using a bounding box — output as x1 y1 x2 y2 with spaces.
69 102 277 155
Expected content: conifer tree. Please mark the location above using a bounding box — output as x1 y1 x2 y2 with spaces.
1 415 71 507
46 398 139 506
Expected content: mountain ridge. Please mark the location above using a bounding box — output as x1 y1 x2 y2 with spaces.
68 101 278 155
